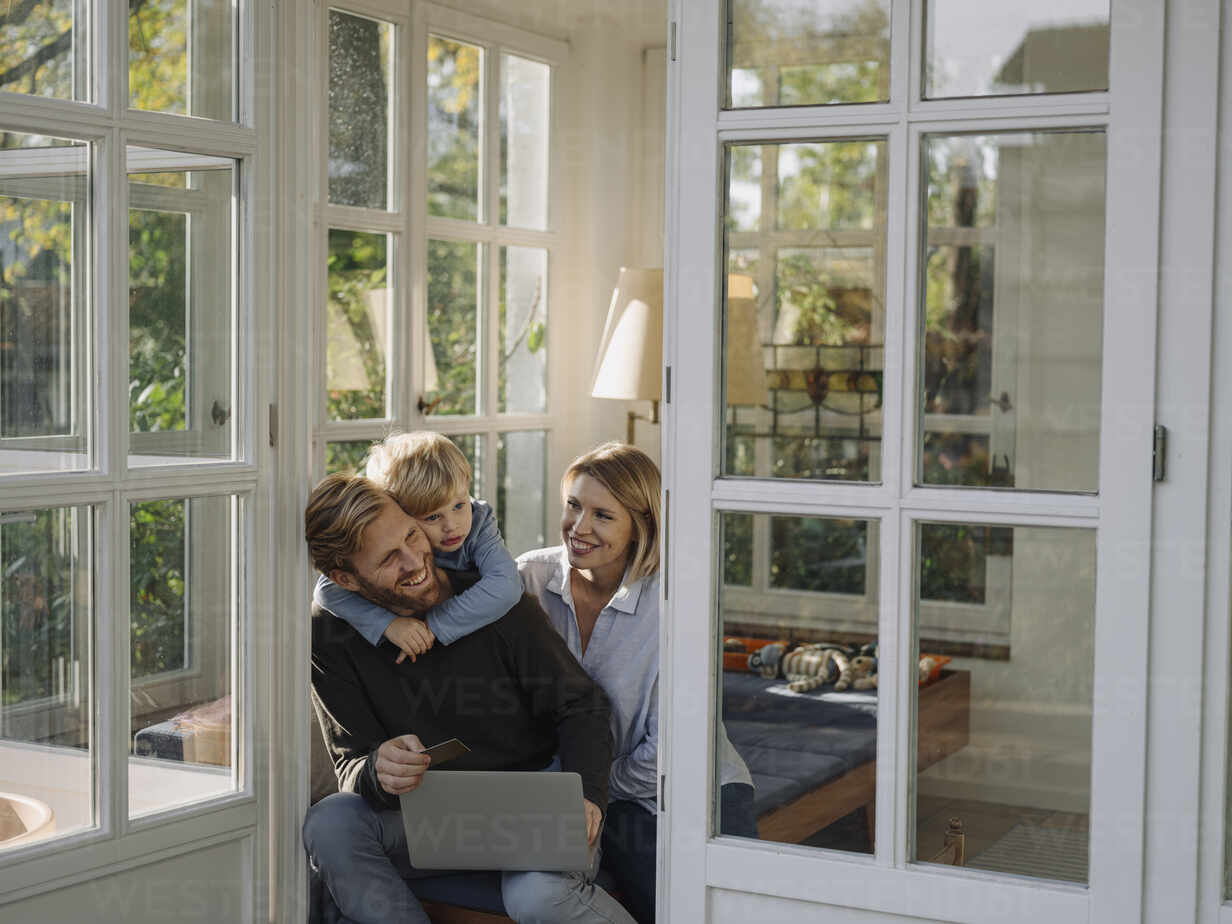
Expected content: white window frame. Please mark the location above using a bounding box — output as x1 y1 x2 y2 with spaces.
312 1 567 554
661 3 1164 924
0 0 274 915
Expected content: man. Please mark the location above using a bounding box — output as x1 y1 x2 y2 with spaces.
303 473 634 924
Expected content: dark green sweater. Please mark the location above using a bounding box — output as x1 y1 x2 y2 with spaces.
310 569 613 812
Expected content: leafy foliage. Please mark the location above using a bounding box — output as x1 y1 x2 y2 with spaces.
328 11 389 209
326 230 387 420
770 516 866 595
130 208 187 432
129 500 186 678
0 508 82 709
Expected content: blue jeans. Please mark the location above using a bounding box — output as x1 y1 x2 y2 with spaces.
599 783 757 924
304 792 635 924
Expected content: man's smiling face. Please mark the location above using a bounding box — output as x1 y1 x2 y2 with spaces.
331 498 444 615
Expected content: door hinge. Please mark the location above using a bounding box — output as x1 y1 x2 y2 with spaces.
669 22 677 61
1152 424 1167 482
665 365 672 404
659 773 666 813
268 403 278 448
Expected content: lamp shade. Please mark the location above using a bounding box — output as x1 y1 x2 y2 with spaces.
591 268 663 401
725 274 769 408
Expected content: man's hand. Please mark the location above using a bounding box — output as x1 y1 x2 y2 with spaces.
375 734 430 795
583 799 602 846
385 616 435 664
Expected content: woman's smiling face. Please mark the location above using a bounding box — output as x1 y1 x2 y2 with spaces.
561 473 635 579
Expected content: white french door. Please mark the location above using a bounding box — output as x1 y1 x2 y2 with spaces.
660 1 1166 922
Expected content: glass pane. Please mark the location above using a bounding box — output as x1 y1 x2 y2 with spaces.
0 0 88 100
449 432 482 499
328 10 392 209
924 1 1109 99
428 35 482 221
723 140 886 483
325 440 371 475
499 246 547 414
130 495 237 816
918 131 1105 492
0 505 93 850
130 0 234 120
326 229 389 421
427 239 479 416
0 132 89 475
913 522 1093 884
496 430 544 556
716 511 878 853
500 53 549 229
128 148 236 467
726 0 890 108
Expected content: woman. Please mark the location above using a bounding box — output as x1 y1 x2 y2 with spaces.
518 442 756 924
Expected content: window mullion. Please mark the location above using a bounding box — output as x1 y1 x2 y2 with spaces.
482 47 501 421
408 3 429 430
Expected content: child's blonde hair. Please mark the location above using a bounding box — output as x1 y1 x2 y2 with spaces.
365 431 471 518
563 441 661 582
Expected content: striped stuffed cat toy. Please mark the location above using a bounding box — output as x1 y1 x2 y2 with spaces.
748 642 853 692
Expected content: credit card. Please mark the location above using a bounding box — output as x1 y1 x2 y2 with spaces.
423 738 470 767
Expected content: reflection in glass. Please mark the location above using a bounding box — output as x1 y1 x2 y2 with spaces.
500 54 549 230
0 132 88 475
499 247 547 414
913 522 1093 884
0 0 86 100
726 0 890 108
450 433 482 499
325 441 371 475
723 140 886 483
717 512 878 852
428 36 482 221
329 11 392 210
0 505 93 850
427 239 480 416
129 149 235 467
918 131 1105 492
130 0 234 120
130 495 237 816
326 230 389 421
497 430 544 556
924 0 1109 99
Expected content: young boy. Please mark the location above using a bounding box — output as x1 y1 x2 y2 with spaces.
313 431 522 662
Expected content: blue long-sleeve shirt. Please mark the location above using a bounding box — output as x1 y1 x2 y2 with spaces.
313 499 522 646
517 545 752 813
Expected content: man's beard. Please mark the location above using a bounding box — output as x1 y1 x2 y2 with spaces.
354 568 439 614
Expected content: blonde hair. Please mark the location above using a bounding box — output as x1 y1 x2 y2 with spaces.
365 431 471 517
304 473 390 575
563 441 661 582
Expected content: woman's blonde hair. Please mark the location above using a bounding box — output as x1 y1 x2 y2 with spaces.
365 431 471 517
563 441 661 582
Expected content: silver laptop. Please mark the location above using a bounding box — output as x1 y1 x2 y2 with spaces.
399 770 593 872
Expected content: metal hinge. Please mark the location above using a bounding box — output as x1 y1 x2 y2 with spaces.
669 22 677 61
268 403 278 448
659 773 666 813
1152 424 1167 482
665 365 672 404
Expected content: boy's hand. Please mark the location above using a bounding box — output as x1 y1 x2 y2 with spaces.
385 616 435 664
